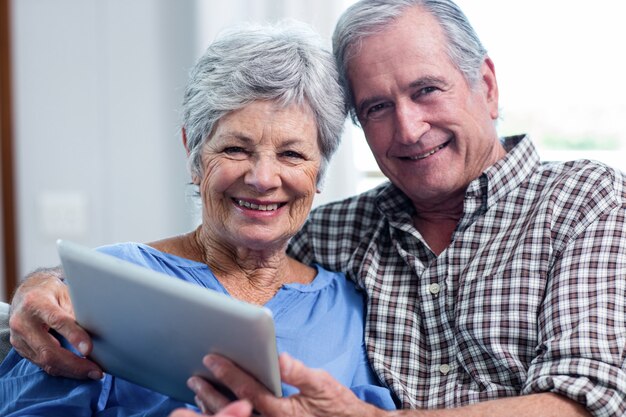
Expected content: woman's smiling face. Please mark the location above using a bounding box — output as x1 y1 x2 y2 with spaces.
197 100 321 251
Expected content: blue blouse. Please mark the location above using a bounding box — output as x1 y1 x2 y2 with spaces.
0 243 397 416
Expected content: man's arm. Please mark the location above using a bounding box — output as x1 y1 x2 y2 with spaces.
189 354 591 417
9 267 102 379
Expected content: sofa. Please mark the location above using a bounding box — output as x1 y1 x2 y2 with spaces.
1 301 11 362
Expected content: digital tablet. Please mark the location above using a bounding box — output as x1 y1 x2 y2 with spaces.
57 239 282 404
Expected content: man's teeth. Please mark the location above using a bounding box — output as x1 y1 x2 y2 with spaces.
409 143 447 160
237 200 279 211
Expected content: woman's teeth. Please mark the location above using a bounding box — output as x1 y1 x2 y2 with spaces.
237 200 279 211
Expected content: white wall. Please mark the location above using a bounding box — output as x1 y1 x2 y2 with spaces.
8 0 360 290
11 0 198 278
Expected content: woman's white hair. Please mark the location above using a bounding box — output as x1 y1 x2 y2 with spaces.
182 21 346 185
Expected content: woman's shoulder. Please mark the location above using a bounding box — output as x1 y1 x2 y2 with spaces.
311 265 364 304
96 242 205 270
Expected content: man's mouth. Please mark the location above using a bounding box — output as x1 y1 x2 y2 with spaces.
235 199 283 211
404 141 450 160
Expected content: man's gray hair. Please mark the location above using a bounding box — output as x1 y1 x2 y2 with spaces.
333 0 487 122
183 21 346 185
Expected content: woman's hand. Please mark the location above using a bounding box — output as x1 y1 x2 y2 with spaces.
9 268 102 379
188 353 385 417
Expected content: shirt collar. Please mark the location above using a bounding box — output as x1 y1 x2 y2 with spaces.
374 135 540 218
481 134 540 209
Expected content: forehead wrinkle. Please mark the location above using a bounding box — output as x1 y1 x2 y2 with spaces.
214 128 262 143
409 75 448 89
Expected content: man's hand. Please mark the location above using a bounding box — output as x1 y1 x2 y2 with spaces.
9 267 102 380
188 353 385 417
169 400 253 417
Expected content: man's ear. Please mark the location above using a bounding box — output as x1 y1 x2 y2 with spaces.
182 127 191 156
481 57 499 120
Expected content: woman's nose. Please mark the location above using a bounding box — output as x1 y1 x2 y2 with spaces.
244 156 281 191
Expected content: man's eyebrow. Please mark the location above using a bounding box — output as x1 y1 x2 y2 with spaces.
408 76 447 89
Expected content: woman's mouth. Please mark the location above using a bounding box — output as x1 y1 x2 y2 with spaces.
234 199 283 211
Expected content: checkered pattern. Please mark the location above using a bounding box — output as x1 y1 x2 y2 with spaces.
288 135 626 417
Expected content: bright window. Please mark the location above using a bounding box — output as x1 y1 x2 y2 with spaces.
345 0 626 192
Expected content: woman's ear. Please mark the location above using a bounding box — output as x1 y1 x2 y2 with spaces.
182 127 191 156
183 128 201 185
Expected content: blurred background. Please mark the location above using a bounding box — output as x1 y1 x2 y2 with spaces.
1 0 625 301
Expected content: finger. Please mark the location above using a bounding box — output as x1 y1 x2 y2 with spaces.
168 409 202 417
217 400 253 417
10 289 102 379
278 353 334 397
187 376 232 414
202 355 271 401
41 306 93 357
202 355 287 417
277 354 377 417
32 280 94 356
167 400 252 417
11 325 102 379
40 344 103 380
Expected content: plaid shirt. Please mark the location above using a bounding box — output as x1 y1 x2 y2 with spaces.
288 135 626 417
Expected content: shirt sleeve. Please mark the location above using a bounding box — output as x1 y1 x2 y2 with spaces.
349 344 399 410
523 205 626 417
0 347 111 416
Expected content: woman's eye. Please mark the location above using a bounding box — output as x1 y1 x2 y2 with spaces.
223 146 246 155
281 150 304 159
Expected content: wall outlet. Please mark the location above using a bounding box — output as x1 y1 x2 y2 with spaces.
38 192 88 238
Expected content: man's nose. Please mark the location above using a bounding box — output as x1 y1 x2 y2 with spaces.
394 103 429 144
244 155 281 192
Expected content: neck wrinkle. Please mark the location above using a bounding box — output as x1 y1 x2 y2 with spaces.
192 226 295 304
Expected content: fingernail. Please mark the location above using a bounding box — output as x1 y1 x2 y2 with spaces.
203 355 217 370
280 353 292 376
88 370 102 380
195 395 207 413
187 377 199 392
78 342 89 356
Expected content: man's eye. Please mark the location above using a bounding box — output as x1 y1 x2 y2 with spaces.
417 86 439 97
368 103 387 114
364 102 392 119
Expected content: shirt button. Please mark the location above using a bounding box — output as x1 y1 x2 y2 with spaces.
439 364 450 375
428 283 440 295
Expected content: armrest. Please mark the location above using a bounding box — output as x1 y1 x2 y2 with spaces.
0 301 11 362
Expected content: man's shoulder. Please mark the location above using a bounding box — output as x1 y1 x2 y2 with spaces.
536 159 626 200
309 182 390 220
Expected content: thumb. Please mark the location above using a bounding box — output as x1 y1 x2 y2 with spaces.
219 400 253 417
279 353 335 396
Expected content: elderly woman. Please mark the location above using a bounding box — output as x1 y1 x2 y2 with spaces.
0 22 396 416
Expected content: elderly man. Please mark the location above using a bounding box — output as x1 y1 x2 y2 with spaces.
8 1 626 416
